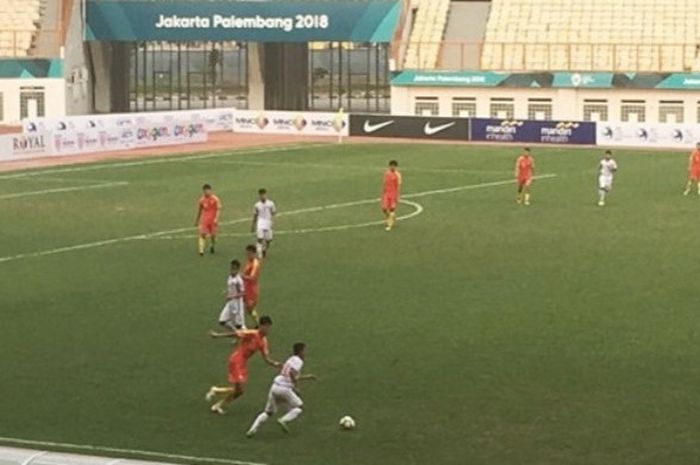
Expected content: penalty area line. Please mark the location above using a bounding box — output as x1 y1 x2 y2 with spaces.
0 436 267 465
0 174 557 264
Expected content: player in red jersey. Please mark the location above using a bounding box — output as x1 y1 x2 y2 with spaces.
381 160 402 231
243 244 262 324
515 148 535 205
684 142 700 196
206 315 280 415
194 184 221 256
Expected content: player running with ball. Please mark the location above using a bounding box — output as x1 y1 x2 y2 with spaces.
246 342 317 437
598 150 618 207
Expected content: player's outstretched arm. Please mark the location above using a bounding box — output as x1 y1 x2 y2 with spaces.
251 210 258 233
209 329 245 339
260 347 281 367
298 373 317 381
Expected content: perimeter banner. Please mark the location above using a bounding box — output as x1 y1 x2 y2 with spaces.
597 122 700 149
85 0 401 42
349 114 469 140
470 119 596 145
233 110 348 136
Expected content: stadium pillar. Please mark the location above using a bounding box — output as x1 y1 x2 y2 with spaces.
261 43 309 111
88 42 130 113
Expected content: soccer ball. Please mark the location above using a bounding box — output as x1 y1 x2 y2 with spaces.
339 415 356 430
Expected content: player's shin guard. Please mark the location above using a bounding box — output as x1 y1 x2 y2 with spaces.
198 237 206 255
279 407 302 424
256 242 264 259
388 211 396 228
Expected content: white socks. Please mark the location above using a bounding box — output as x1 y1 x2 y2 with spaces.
256 242 264 258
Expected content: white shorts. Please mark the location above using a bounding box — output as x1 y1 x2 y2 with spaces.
218 301 245 329
264 384 303 414
599 175 614 191
256 227 273 241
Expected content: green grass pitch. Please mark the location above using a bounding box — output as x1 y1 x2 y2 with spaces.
1 142 700 465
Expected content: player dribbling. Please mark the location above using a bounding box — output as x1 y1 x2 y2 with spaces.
246 342 316 437
683 142 700 196
252 188 276 258
598 150 618 207
515 148 534 205
243 244 262 324
217 259 246 330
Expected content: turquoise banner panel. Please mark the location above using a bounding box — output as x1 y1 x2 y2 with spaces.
392 70 700 90
85 0 401 42
0 59 63 78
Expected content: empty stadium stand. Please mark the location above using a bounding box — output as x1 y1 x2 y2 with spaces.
403 0 451 69
0 0 47 57
481 0 700 72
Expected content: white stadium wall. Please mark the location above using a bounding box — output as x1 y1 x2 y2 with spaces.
391 86 700 125
0 78 66 124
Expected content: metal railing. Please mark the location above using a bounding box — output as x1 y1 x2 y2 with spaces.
394 41 700 73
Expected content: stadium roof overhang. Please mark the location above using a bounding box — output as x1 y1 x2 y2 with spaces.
84 0 402 42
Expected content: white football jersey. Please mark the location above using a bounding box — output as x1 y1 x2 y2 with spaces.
273 355 304 388
254 199 276 229
599 158 618 177
226 274 245 308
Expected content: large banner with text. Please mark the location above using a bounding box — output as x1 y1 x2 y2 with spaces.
470 119 597 145
85 0 401 42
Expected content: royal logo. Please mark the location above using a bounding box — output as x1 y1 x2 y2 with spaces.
12 134 46 153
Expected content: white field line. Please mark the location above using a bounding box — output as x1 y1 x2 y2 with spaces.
0 143 328 180
0 436 266 465
197 159 513 175
0 181 129 200
148 199 424 239
0 174 557 264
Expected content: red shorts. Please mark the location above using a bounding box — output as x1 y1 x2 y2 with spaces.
518 176 532 187
228 355 248 384
199 219 218 235
690 167 700 181
382 194 398 211
244 290 258 309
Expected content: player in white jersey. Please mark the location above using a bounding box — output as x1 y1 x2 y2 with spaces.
246 342 316 437
251 188 276 258
218 259 246 330
598 150 618 207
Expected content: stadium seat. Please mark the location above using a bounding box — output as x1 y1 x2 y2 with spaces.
403 0 451 69
0 0 45 57
481 0 700 72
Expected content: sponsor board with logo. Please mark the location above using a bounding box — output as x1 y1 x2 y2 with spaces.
0 132 52 159
349 114 469 140
470 119 596 145
232 110 348 136
596 122 700 149
23 108 233 135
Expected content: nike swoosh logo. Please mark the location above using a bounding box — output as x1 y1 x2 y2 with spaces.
424 122 456 135
363 120 395 133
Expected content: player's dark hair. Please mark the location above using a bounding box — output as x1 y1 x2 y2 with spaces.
389 160 398 167
259 315 273 326
258 188 267 195
524 147 531 152
230 259 240 268
605 150 612 155
246 244 257 253
293 342 306 355
202 183 212 190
